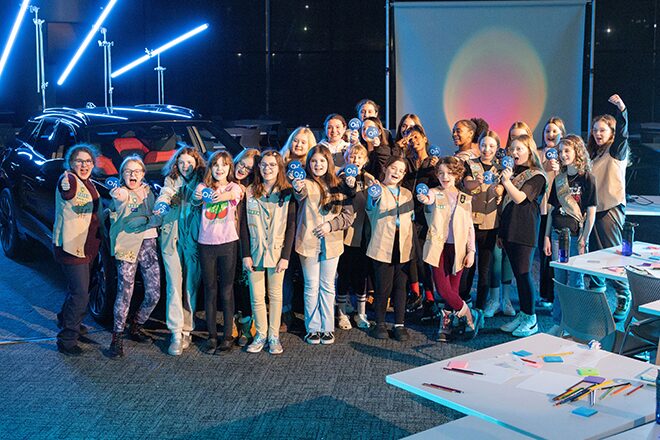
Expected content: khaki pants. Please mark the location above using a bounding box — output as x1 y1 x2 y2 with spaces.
248 268 285 339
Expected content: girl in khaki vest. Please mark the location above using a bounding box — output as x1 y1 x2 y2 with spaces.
367 156 415 341
240 150 295 355
417 157 479 342
108 156 162 357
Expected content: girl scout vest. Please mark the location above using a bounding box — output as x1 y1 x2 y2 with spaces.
245 186 292 269
109 185 156 263
466 159 499 230
366 185 414 264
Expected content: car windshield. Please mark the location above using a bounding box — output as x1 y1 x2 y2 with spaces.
85 122 197 176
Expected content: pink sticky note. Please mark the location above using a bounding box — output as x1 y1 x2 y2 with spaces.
447 360 469 369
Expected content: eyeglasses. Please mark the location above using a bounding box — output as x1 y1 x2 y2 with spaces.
73 159 94 166
123 169 144 176
236 162 253 173
259 162 278 169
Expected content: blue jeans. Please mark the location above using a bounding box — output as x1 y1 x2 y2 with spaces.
300 254 339 333
550 230 584 324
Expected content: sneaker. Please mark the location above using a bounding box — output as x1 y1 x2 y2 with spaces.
354 313 371 329
56 341 83 356
337 314 352 330
108 332 124 358
406 293 423 313
320 332 335 345
247 335 267 353
168 334 183 356
613 294 631 322
268 337 284 355
436 310 453 342
305 332 321 345
393 326 409 341
546 324 563 337
202 338 217 355
536 300 553 311
501 312 526 333
483 298 500 318
462 308 484 340
370 323 389 339
502 298 516 317
129 319 152 343
181 333 192 350
421 301 440 323
512 313 538 337
217 337 234 352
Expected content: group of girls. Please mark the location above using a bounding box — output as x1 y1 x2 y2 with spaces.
53 93 630 356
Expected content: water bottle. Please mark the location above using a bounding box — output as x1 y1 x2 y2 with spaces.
622 222 635 256
559 228 570 263
656 370 660 424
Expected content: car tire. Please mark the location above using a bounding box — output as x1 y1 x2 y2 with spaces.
88 237 117 324
0 188 26 259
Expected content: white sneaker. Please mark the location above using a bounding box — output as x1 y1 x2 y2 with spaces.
502 298 516 317
337 314 352 330
546 324 563 337
501 312 526 333
268 337 283 355
512 314 539 337
483 299 500 318
247 335 267 353
181 333 191 350
168 334 183 356
354 313 370 329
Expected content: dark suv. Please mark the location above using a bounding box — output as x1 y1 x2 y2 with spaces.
0 104 242 321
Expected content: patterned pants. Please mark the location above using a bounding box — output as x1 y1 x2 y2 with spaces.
113 238 161 333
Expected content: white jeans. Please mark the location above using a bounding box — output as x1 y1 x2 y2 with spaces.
163 242 201 336
248 267 285 339
300 255 339 333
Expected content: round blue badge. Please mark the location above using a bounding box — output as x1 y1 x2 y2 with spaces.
292 169 306 181
154 201 171 215
348 118 362 131
416 183 429 195
287 160 302 170
483 171 494 184
502 156 514 169
201 187 214 203
106 177 120 189
365 126 379 140
345 164 359 177
495 148 507 160
368 184 382 198
428 145 442 157
545 148 558 160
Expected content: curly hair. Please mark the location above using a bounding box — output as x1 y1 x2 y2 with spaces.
162 143 206 181
203 151 236 187
558 134 591 175
435 156 465 181
586 114 616 159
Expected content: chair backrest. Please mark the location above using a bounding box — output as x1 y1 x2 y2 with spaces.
625 267 660 326
555 280 617 349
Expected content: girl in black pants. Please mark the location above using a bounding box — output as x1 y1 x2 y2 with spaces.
498 134 547 338
194 151 243 354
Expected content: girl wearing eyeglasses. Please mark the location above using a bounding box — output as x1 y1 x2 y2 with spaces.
194 151 243 355
108 155 162 358
53 144 103 356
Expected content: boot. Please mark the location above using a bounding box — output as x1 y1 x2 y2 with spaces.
109 332 124 358
456 301 483 340
236 315 253 347
436 310 454 342
129 317 151 343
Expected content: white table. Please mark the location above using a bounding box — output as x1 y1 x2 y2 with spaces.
639 300 660 367
387 333 654 440
604 421 660 438
627 195 660 217
550 241 660 282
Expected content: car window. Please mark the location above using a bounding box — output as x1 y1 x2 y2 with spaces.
53 123 77 159
85 122 196 176
194 122 243 156
33 120 58 158
16 121 38 143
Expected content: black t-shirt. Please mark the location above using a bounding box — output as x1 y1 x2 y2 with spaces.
548 172 597 235
499 166 546 247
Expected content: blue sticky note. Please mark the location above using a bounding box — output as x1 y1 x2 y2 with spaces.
543 356 564 363
572 407 598 418
513 350 532 357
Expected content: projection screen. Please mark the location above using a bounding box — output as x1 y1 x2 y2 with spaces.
393 0 587 153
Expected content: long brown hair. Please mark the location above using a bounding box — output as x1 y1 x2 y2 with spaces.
203 151 235 188
162 143 206 181
540 116 567 149
251 150 290 198
508 134 544 172
360 116 390 148
586 114 616 159
306 144 340 210
395 113 426 141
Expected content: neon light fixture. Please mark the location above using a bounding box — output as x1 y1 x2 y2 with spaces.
0 0 30 77
111 23 209 78
57 0 118 85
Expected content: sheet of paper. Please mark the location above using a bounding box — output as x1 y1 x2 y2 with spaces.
464 356 527 384
516 371 580 395
547 343 612 367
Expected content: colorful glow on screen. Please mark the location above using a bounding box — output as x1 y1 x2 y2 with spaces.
443 28 547 139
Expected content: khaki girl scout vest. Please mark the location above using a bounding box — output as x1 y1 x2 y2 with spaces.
344 171 375 247
294 179 352 259
466 160 499 230
245 185 292 269
423 189 473 274
156 175 201 257
591 148 627 212
366 185 414 264
53 173 102 258
501 169 546 212
109 185 158 263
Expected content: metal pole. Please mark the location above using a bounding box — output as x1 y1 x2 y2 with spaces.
385 0 390 130
98 28 114 112
31 6 39 93
587 0 596 127
155 53 166 105
31 6 47 110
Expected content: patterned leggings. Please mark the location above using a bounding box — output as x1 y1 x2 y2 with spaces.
113 238 161 333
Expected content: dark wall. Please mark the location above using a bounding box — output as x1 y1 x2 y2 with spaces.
1 0 658 133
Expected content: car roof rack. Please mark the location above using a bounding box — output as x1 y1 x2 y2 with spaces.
134 104 197 116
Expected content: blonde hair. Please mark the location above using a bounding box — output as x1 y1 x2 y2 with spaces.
559 134 591 175
281 127 317 164
118 155 146 186
506 121 533 150
344 143 368 161
508 134 545 173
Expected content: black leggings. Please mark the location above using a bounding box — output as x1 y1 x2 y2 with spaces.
459 228 497 309
502 241 536 315
373 232 408 325
538 214 554 301
199 241 237 340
